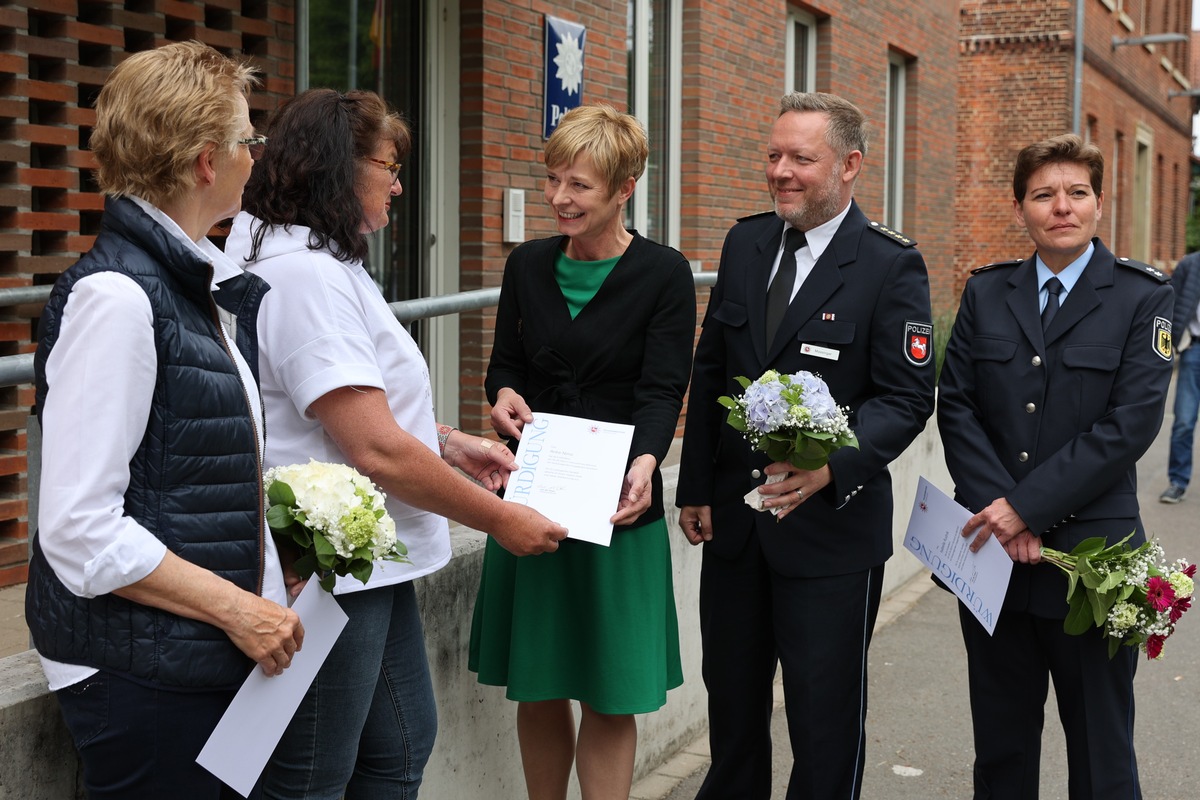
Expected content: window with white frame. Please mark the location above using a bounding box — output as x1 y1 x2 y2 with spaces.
884 53 908 230
785 9 817 93
627 0 681 247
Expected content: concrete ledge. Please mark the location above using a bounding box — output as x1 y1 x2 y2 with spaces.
0 651 81 799
0 421 947 798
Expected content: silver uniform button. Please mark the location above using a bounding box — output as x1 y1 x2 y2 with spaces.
1025 403 1036 413
751 469 761 479
1018 451 1029 462
1032 355 1042 366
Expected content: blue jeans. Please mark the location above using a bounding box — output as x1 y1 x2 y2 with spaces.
1167 344 1200 489
54 669 255 800
262 581 437 800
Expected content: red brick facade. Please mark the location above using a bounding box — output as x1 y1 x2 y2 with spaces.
455 0 960 433
1 0 1189 584
956 0 1193 288
0 0 297 584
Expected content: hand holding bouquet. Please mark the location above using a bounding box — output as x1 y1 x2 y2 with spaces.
718 370 857 511
265 460 410 592
1041 533 1194 659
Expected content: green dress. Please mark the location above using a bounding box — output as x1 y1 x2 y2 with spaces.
468 250 684 714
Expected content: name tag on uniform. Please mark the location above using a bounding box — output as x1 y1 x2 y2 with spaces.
801 343 840 361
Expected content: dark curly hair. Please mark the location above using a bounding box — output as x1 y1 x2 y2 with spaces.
240 89 412 263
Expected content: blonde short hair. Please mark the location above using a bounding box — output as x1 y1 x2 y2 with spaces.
89 41 259 207
543 105 648 197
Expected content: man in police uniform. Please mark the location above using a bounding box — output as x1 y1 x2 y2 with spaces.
938 134 1174 799
677 92 935 799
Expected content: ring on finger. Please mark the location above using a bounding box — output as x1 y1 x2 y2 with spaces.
795 488 804 500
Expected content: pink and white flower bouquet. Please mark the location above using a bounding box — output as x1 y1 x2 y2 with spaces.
1041 533 1194 659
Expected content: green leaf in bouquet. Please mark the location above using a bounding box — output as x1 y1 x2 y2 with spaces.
289 524 313 549
1069 537 1108 557
717 396 739 411
1091 588 1117 628
724 409 748 432
292 552 318 580
352 546 374 562
764 440 792 463
1107 633 1124 659
266 504 295 531
1096 569 1125 593
733 376 752 390
1077 557 1106 590
313 531 336 556
393 540 408 556
318 572 337 592
1063 590 1094 635
267 480 296 507
1064 566 1079 599
374 508 386 520
789 453 829 471
349 559 374 585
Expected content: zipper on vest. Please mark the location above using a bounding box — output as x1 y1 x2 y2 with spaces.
205 265 266 596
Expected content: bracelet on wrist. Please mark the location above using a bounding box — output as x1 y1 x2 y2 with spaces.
436 424 456 457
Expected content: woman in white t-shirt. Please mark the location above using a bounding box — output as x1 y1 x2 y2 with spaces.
227 88 567 800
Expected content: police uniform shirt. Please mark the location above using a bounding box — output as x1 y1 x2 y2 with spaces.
1035 241 1092 313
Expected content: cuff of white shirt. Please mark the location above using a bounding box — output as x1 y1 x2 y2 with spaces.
81 537 168 598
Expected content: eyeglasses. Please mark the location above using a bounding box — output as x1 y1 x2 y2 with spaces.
237 136 268 160
365 157 403 180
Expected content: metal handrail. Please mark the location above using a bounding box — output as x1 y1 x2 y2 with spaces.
0 272 717 388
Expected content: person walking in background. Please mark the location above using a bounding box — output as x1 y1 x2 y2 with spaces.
468 104 694 800
676 91 935 799
1159 249 1200 503
938 134 1173 799
228 88 567 800
26 41 303 799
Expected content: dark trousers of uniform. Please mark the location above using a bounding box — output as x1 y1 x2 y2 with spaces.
697 530 883 800
958 603 1141 800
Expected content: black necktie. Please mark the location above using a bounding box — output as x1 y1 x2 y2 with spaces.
1041 277 1063 332
765 228 806 344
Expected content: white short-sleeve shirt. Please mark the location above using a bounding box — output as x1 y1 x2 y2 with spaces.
227 213 451 593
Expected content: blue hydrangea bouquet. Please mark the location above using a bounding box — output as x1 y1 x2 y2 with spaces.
718 370 857 510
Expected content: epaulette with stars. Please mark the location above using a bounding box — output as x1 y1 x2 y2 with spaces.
866 220 917 247
970 259 1023 275
1114 256 1169 282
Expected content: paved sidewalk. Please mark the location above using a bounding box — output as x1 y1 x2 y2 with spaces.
637 420 1200 800
0 583 26 658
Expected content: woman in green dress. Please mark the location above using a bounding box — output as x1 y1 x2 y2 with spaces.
469 104 695 800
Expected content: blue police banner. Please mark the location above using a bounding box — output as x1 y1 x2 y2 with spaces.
544 15 586 139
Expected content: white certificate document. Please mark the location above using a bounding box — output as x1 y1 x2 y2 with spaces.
903 476 1013 635
503 412 634 547
197 580 349 797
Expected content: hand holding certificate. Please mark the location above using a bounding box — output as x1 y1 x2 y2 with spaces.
903 477 1012 634
503 412 635 547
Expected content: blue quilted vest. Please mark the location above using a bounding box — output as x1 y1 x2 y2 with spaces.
27 196 270 689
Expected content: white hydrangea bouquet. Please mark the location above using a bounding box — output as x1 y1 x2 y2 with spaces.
265 460 409 592
1041 533 1194 660
718 369 857 511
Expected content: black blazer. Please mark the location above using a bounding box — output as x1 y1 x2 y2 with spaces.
678 201 936 577
937 239 1174 615
486 231 696 526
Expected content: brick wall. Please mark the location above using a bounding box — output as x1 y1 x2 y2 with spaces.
955 0 1193 292
0 0 296 586
456 0 960 432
